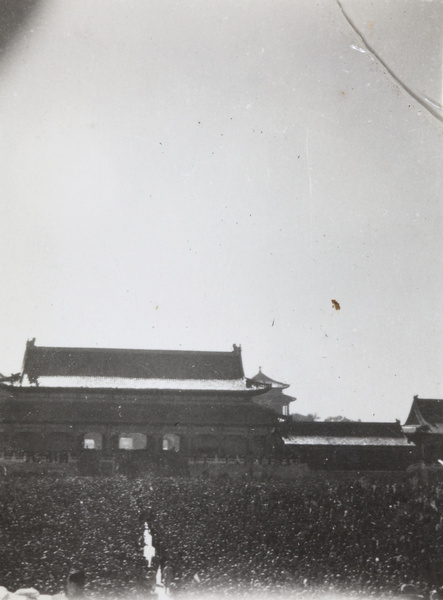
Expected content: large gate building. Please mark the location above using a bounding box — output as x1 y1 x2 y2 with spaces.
0 339 280 474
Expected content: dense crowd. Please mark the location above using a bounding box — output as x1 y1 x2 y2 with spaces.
1 473 443 598
0 477 145 596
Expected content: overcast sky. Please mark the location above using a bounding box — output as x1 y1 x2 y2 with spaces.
1 0 442 422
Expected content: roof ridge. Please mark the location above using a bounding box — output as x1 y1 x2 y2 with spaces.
29 345 239 356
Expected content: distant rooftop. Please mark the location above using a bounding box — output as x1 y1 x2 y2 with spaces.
251 367 290 390
404 396 443 434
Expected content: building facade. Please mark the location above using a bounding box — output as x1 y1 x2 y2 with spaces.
0 340 279 474
279 421 417 471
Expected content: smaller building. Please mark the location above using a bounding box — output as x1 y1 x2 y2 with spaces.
279 421 416 471
251 368 296 416
403 396 443 464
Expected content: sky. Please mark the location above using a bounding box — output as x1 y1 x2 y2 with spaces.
0 0 442 422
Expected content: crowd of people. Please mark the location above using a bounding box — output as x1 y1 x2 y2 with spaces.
1 473 443 598
135 476 443 598
0 477 145 596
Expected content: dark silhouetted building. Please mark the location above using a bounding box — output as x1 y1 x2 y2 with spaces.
0 339 278 474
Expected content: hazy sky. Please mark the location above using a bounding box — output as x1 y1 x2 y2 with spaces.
1 0 442 422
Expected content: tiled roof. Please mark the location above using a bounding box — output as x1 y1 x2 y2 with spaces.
20 340 245 383
280 392 297 404
404 397 443 433
280 421 406 439
251 368 289 390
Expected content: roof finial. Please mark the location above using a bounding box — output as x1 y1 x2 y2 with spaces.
259 366 262 373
